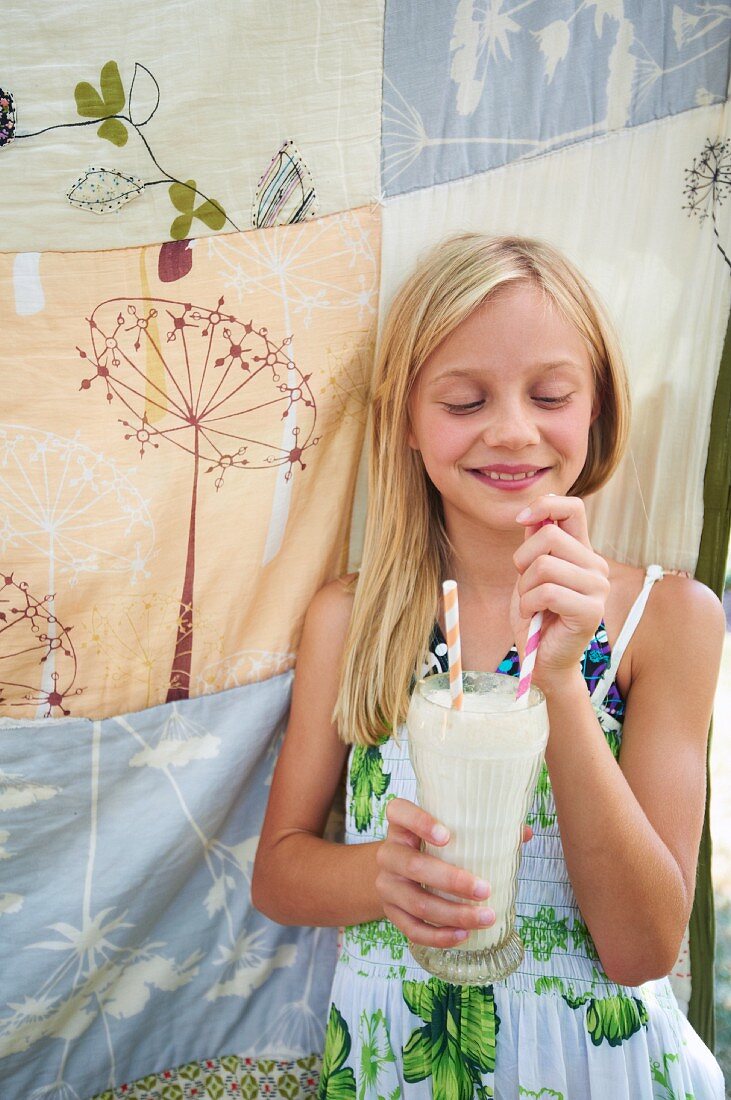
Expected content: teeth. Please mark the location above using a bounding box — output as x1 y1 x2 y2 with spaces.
485 470 536 481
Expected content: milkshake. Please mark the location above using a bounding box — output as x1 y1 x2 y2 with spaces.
406 670 548 984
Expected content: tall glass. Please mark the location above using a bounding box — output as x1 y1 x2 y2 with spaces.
406 670 548 984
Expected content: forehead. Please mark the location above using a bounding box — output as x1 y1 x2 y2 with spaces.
421 282 592 383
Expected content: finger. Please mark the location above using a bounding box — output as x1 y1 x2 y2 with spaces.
516 495 591 546
386 798 450 846
523 825 533 843
377 843 491 901
384 880 496 933
517 556 609 601
383 902 471 948
513 523 606 575
518 582 605 627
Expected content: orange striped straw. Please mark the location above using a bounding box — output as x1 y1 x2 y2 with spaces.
442 579 463 710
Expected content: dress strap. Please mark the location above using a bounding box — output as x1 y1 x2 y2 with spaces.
589 564 665 709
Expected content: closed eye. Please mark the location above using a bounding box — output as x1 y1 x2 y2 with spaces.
443 400 484 414
533 394 572 406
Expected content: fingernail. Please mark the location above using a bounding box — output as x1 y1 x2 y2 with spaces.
516 508 531 522
477 908 495 926
431 824 449 844
453 930 469 942
473 879 490 899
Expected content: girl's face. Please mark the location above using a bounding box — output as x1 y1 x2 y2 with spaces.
408 281 598 532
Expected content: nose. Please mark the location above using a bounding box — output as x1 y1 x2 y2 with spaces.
480 398 541 451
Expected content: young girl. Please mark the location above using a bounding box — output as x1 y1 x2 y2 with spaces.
252 235 725 1098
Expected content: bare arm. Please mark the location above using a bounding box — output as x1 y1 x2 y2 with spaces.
251 579 382 926
510 496 725 985
542 574 724 986
252 578 498 938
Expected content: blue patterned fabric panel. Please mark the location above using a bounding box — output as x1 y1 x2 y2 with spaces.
0 674 337 1100
383 0 731 194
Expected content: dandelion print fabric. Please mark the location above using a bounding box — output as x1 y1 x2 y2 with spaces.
0 1 729 1097
0 207 379 719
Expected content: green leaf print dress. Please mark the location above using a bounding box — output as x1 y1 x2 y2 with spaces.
320 567 725 1100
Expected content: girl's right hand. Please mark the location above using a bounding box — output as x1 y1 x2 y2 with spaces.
375 798 531 947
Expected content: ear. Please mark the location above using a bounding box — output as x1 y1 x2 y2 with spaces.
590 396 601 425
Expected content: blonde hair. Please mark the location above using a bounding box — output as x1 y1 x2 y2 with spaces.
335 233 630 746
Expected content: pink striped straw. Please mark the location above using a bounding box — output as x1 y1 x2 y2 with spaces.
515 610 542 706
516 516 554 705
442 580 463 710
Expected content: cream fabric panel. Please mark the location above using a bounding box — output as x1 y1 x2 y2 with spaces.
370 103 731 573
0 0 383 251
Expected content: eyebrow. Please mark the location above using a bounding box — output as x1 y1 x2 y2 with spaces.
428 361 585 386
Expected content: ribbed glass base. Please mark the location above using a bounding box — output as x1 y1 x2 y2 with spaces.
408 928 524 985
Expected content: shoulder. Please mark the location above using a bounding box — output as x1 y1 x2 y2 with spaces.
607 559 724 635
626 568 725 680
301 574 358 657
306 573 357 628
644 571 725 637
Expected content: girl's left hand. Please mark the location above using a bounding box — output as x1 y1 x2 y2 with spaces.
511 495 610 684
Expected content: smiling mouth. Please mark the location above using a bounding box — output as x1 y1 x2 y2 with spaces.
469 466 549 489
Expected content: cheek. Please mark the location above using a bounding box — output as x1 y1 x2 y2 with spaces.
410 410 473 488
551 404 593 462
417 414 472 466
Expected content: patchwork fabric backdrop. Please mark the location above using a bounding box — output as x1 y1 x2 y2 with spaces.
1 3 730 1098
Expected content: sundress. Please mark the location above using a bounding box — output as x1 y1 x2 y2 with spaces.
320 566 725 1100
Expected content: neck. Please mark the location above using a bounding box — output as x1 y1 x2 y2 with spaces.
443 504 523 595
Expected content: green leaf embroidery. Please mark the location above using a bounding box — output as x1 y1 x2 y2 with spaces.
518 906 569 961
344 918 407 961
527 762 554 828
584 994 648 1047
562 989 592 1011
350 745 391 832
169 180 227 240
557 990 648 1048
358 1008 396 1100
278 1072 301 1100
518 1089 565 1099
74 60 128 146
605 728 621 760
649 1051 694 1100
179 1062 201 1080
319 1004 357 1100
402 978 499 1100
570 917 599 962
534 975 568 997
534 972 646 1050
241 1074 259 1100
204 1076 225 1100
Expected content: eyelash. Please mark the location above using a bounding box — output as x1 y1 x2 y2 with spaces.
443 396 571 414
